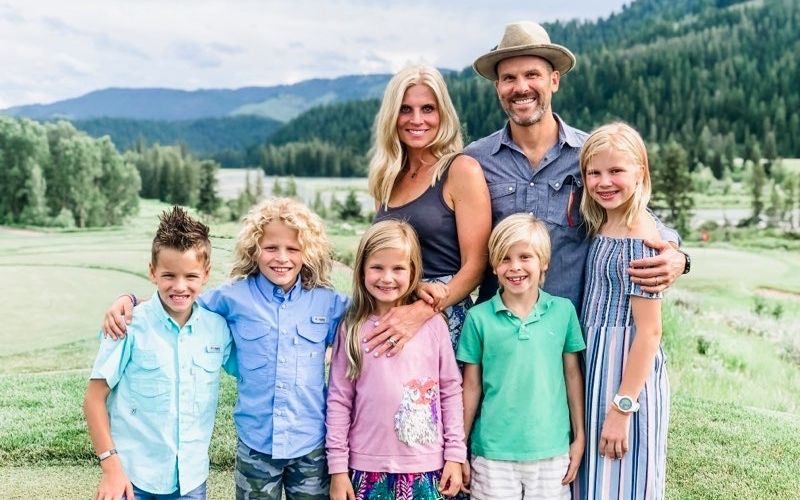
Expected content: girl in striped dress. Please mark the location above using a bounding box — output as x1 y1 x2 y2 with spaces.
575 123 669 500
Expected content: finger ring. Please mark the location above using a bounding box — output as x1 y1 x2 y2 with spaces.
387 337 397 347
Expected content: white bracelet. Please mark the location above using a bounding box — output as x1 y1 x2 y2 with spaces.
98 448 118 461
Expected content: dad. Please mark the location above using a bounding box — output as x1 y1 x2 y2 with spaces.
464 21 689 309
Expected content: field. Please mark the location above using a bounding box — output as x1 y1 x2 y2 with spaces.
1 199 799 498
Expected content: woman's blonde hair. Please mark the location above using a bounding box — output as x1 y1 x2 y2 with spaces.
368 64 464 206
488 213 551 286
229 197 333 289
580 122 652 236
343 220 422 379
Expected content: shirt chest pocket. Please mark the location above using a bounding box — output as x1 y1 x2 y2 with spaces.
235 322 275 376
295 322 328 387
488 182 519 226
128 350 171 413
545 175 583 228
193 352 223 412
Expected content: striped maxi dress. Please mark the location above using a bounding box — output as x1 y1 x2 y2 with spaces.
574 237 670 500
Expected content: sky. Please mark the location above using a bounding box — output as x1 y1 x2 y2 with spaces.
0 0 631 109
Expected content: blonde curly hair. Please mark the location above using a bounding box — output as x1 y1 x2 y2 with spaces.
229 197 333 289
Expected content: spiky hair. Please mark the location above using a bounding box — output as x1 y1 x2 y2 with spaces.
151 206 212 268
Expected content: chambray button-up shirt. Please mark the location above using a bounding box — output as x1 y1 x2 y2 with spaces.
201 274 349 459
90 292 232 495
465 115 590 309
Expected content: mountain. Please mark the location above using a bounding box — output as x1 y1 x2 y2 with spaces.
265 0 800 172
0 74 391 123
72 115 283 158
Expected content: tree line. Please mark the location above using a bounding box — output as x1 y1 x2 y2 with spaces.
0 118 140 227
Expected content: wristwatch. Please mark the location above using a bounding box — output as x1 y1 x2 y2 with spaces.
97 448 118 461
612 394 640 413
679 249 691 275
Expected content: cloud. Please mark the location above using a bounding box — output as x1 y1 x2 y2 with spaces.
0 0 630 108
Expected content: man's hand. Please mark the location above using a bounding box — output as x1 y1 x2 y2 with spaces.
102 295 135 340
329 473 355 500
96 455 134 500
439 460 463 497
561 435 584 485
628 240 685 293
363 300 435 357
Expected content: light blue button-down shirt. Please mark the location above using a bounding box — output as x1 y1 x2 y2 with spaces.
200 274 349 459
90 292 232 495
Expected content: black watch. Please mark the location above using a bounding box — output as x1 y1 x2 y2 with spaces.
679 250 691 275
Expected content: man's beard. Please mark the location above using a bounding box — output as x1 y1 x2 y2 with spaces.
501 92 549 127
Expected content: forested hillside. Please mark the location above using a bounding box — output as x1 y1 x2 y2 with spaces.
263 0 798 177
73 115 282 166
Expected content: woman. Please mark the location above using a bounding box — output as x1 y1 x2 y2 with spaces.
365 65 491 357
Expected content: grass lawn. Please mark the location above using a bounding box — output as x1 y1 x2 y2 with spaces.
1 199 798 498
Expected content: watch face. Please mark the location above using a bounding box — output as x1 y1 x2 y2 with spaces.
618 397 633 410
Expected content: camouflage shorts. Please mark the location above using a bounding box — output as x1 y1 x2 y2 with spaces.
235 440 329 500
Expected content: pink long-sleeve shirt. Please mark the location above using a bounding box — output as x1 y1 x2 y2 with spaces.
325 314 466 474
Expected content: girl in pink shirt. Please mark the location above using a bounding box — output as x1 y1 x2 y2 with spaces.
326 220 466 500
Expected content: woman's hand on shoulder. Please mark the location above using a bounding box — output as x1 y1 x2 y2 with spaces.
439 460 463 496
364 300 436 357
417 282 450 312
330 473 355 500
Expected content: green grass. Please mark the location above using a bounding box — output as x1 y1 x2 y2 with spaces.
1 199 799 498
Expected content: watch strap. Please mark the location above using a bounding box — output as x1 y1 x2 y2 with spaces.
98 448 118 461
679 249 691 275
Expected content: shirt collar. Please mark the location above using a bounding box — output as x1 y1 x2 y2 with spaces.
255 272 302 303
492 113 582 155
491 288 554 324
148 291 198 333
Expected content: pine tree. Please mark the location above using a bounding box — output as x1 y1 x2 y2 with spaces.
197 160 221 215
749 159 766 223
650 141 695 236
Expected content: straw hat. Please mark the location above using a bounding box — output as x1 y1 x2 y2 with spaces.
473 21 576 80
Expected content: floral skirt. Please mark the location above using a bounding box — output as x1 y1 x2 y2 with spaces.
351 470 448 500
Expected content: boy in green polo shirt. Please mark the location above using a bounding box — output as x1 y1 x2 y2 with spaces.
457 213 585 499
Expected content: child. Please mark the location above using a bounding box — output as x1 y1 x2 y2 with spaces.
84 206 232 499
575 123 669 500
457 213 586 500
326 220 466 500
102 198 349 499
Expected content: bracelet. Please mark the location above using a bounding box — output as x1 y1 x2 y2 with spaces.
118 293 138 307
98 448 118 461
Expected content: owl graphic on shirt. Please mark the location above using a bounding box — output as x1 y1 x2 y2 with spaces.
394 376 440 446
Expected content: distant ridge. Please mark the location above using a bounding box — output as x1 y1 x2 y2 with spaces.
0 74 392 123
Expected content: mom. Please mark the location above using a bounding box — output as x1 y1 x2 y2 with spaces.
363 65 491 355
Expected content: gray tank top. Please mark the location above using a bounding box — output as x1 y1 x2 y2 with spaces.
374 154 461 279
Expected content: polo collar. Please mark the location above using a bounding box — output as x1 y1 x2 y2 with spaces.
491 288 554 325
149 291 198 333
255 272 302 303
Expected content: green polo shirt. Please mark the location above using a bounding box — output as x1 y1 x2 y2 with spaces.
456 289 585 461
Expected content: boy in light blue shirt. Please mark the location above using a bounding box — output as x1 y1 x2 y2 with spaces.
84 206 232 499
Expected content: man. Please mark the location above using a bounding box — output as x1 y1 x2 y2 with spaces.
464 21 689 309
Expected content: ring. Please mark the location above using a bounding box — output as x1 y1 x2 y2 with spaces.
387 337 398 347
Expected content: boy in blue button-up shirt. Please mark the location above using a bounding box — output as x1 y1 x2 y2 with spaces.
84 207 232 499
